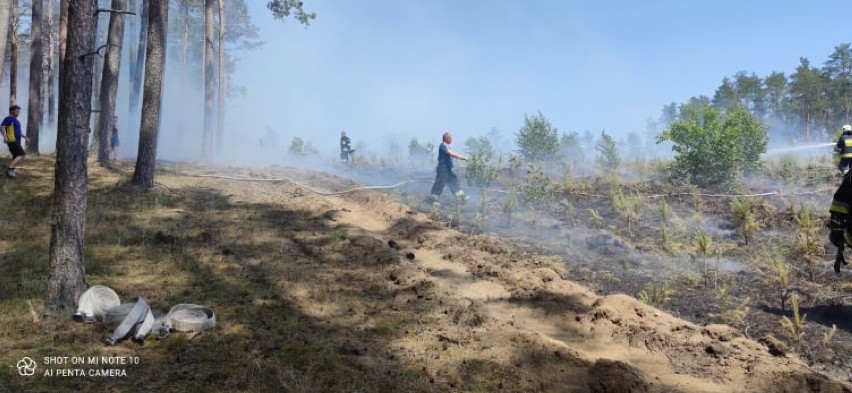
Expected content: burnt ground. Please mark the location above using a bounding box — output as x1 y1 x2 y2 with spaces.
369 162 852 383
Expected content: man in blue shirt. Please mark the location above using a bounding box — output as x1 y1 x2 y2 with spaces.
429 132 469 204
2 105 28 178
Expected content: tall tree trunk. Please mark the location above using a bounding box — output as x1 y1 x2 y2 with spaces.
216 0 225 151
180 2 188 85
202 0 214 157
126 0 135 121
88 3 102 153
9 1 18 106
176 2 189 140
129 0 146 127
0 0 12 84
27 0 45 154
49 0 97 316
132 0 167 188
91 16 105 109
47 0 56 126
96 0 126 166
59 0 67 77
805 105 812 142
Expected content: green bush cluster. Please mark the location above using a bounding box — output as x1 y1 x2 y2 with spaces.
658 104 767 189
466 154 498 188
516 112 560 161
520 165 554 207
595 130 621 172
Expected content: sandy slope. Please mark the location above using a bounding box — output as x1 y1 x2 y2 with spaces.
182 164 850 393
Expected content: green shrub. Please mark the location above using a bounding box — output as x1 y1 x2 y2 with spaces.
729 197 762 245
595 130 621 172
520 165 554 208
516 112 560 161
658 103 767 189
637 281 673 306
466 154 498 188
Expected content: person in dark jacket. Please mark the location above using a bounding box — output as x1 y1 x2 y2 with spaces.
836 124 852 174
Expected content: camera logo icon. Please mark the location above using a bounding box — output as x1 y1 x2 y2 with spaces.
16 357 37 376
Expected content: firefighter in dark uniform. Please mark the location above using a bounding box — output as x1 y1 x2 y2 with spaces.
340 131 353 162
829 171 852 273
836 124 852 174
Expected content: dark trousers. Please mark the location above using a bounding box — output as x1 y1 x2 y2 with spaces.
431 164 460 196
840 158 852 173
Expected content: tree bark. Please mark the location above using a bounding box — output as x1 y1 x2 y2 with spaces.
27 0 45 154
9 1 18 106
805 105 811 143
91 13 105 109
129 0 146 127
49 0 98 316
171 1 188 140
131 0 167 188
180 2 188 86
95 0 126 166
59 0 67 77
126 0 136 121
216 0 225 151
202 0 214 157
0 1 12 85
47 0 56 126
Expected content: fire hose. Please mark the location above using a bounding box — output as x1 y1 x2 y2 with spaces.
73 285 120 323
172 171 408 196
73 285 216 345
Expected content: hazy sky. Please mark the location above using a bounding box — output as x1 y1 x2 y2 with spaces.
232 1 852 155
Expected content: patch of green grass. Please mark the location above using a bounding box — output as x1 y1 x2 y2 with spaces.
331 230 348 241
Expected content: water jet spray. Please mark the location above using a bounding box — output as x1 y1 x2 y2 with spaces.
765 142 834 155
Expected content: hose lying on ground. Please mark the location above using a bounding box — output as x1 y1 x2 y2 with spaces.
166 170 407 196
73 285 121 323
167 169 837 200
73 285 216 345
105 297 156 345
159 304 217 333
